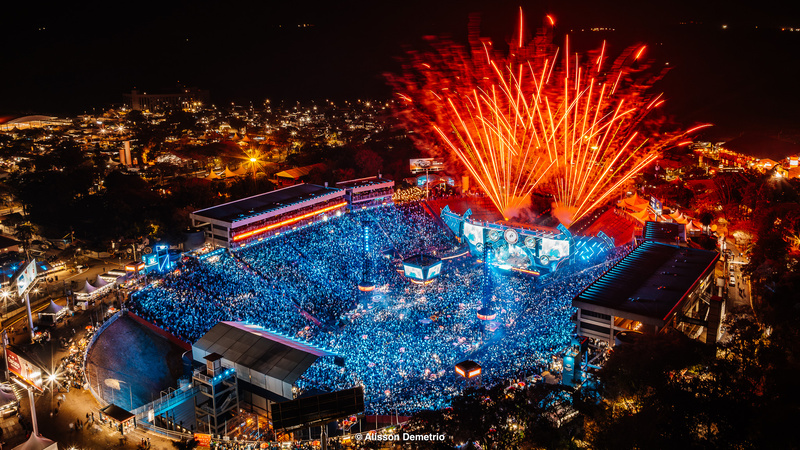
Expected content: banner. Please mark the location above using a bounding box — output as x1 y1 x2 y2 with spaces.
6 349 43 391
16 259 37 294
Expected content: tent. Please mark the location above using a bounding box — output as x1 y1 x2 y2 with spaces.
11 434 57 450
204 170 221 181
38 300 66 325
617 193 648 211
233 165 250 176
224 167 239 178
686 220 703 233
91 276 110 289
629 209 650 223
73 281 96 296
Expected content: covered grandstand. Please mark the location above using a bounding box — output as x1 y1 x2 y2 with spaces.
572 241 720 345
192 321 336 413
190 184 346 248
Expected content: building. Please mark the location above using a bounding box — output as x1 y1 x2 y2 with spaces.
273 163 328 187
0 115 71 131
335 176 394 210
193 353 239 435
192 322 336 416
123 88 209 111
573 241 721 346
638 221 687 246
189 184 346 248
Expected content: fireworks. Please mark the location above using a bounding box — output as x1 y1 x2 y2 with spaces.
391 10 709 226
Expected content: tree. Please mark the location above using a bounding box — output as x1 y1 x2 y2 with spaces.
698 210 714 232
172 437 198 450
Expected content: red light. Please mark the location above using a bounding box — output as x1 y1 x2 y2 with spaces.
232 202 347 242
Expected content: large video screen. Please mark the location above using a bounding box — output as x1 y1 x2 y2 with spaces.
427 262 443 278
541 238 570 260
463 222 484 249
403 265 424 280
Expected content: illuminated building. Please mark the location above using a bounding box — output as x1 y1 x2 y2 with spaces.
572 241 721 346
123 87 209 112
190 184 346 248
335 176 394 210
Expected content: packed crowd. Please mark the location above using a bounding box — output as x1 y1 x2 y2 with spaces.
129 203 612 414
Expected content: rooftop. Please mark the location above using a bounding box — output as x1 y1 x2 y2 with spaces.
192 184 342 223
573 241 718 323
101 404 134 423
643 221 686 244
335 176 393 189
193 321 335 387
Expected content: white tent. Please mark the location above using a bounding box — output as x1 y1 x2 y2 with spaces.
74 280 97 300
91 276 110 289
12 433 57 450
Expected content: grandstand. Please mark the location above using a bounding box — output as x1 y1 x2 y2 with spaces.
336 176 394 210
573 241 720 345
190 184 347 248
132 200 616 416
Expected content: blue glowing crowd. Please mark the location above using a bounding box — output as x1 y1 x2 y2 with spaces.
129 203 616 414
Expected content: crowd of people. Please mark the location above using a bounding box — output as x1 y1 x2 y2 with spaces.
129 203 615 414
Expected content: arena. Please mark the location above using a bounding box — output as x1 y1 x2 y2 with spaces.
129 201 619 415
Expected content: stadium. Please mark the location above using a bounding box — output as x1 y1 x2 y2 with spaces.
129 178 624 417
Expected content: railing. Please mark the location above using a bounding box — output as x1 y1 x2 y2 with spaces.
83 310 124 407
137 421 193 441
192 365 235 384
131 384 199 422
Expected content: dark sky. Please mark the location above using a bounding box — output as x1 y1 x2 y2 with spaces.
2 0 800 138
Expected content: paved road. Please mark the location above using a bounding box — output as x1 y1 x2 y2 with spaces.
722 237 752 314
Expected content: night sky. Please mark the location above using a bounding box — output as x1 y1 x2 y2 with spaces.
2 0 800 139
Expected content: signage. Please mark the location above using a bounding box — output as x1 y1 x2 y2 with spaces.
6 349 43 391
194 433 212 448
409 158 444 174
15 260 37 294
649 195 663 216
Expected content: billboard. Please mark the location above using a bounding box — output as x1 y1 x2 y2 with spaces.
15 260 37 294
649 195 663 215
409 158 444 174
6 349 43 391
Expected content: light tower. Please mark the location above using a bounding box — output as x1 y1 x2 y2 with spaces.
358 224 375 292
477 229 496 327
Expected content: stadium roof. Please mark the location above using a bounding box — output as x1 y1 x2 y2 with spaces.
642 221 686 244
573 241 718 324
194 321 335 385
192 184 342 223
335 176 393 189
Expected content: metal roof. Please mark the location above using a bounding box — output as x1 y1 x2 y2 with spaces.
335 177 393 189
191 184 342 223
573 241 718 323
194 322 335 385
643 221 686 244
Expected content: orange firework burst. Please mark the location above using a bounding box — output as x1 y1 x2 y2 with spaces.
390 10 709 226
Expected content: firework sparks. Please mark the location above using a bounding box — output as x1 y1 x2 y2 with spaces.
391 11 708 225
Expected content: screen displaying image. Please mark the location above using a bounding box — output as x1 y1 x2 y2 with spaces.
540 238 570 260
403 265 424 279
